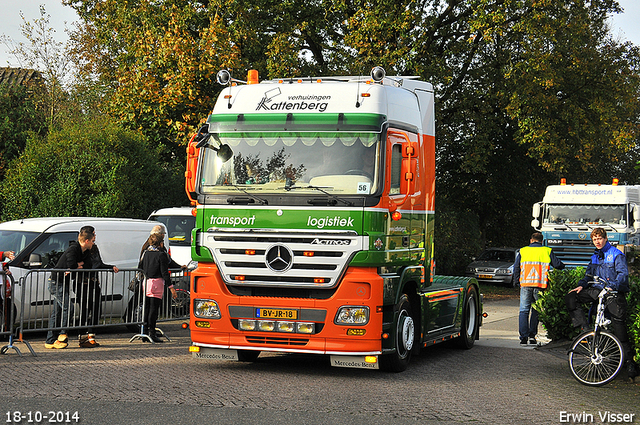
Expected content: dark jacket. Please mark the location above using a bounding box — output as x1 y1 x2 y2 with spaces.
51 240 92 285
140 239 181 269
85 245 116 284
138 247 172 288
577 242 629 292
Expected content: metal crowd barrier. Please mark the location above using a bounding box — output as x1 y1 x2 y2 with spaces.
2 267 190 352
1 271 35 357
129 268 191 342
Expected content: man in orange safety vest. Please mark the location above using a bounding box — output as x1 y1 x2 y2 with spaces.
513 232 564 345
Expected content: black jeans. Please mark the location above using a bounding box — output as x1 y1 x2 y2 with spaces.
565 287 632 360
143 296 162 335
74 280 102 333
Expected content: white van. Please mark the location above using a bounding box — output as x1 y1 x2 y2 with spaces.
147 207 196 267
0 217 166 325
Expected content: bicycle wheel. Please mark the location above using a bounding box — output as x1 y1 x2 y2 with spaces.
171 289 190 318
568 330 624 386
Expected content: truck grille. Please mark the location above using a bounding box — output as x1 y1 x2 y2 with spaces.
202 229 364 289
547 240 594 268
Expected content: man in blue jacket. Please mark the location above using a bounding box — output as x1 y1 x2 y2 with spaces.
565 227 638 380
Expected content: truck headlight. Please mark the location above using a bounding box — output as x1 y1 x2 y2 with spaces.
335 306 369 325
194 299 221 319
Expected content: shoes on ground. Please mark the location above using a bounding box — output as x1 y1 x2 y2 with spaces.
57 333 68 344
520 338 527 345
78 333 100 348
529 337 537 345
44 340 68 349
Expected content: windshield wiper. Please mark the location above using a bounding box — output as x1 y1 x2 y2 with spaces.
284 183 354 206
227 185 268 205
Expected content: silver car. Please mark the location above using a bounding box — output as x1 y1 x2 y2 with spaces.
466 248 519 287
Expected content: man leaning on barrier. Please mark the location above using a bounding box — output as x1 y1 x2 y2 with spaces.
45 226 95 350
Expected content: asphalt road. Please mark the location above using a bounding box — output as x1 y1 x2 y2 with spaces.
1 298 638 425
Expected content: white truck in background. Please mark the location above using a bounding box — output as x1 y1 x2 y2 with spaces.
531 179 640 268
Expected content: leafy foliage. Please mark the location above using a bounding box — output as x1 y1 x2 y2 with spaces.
0 83 46 177
65 0 242 158
627 279 640 363
533 268 585 341
0 117 184 220
1 5 73 130
2 0 637 256
434 196 484 276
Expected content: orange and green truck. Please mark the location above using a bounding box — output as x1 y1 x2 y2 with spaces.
186 68 482 371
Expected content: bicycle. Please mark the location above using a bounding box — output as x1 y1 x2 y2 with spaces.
567 280 624 386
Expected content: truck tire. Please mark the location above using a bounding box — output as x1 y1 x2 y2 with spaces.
454 285 479 349
381 295 415 372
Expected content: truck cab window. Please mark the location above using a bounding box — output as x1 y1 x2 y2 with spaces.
390 144 402 195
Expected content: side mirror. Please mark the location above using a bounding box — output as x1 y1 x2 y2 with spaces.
217 144 233 163
28 253 42 268
532 202 541 219
531 219 540 229
633 204 640 231
194 124 211 149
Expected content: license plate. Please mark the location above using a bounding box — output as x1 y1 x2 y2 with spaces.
256 308 298 319
478 274 492 279
192 348 238 361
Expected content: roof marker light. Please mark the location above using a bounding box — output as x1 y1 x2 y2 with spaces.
247 69 259 85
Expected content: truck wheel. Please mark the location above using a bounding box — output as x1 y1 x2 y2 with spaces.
454 285 479 349
382 295 414 372
237 350 260 362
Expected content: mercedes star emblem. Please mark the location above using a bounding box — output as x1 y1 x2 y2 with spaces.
265 244 293 272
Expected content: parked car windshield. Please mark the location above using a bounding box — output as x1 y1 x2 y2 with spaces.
0 230 39 256
476 249 515 263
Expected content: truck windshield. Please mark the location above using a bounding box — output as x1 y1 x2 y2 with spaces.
0 230 39 255
544 204 627 226
199 131 381 195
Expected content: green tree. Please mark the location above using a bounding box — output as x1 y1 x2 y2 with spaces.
63 0 640 259
501 0 640 180
0 83 46 178
0 117 185 220
1 5 73 130
66 0 242 158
